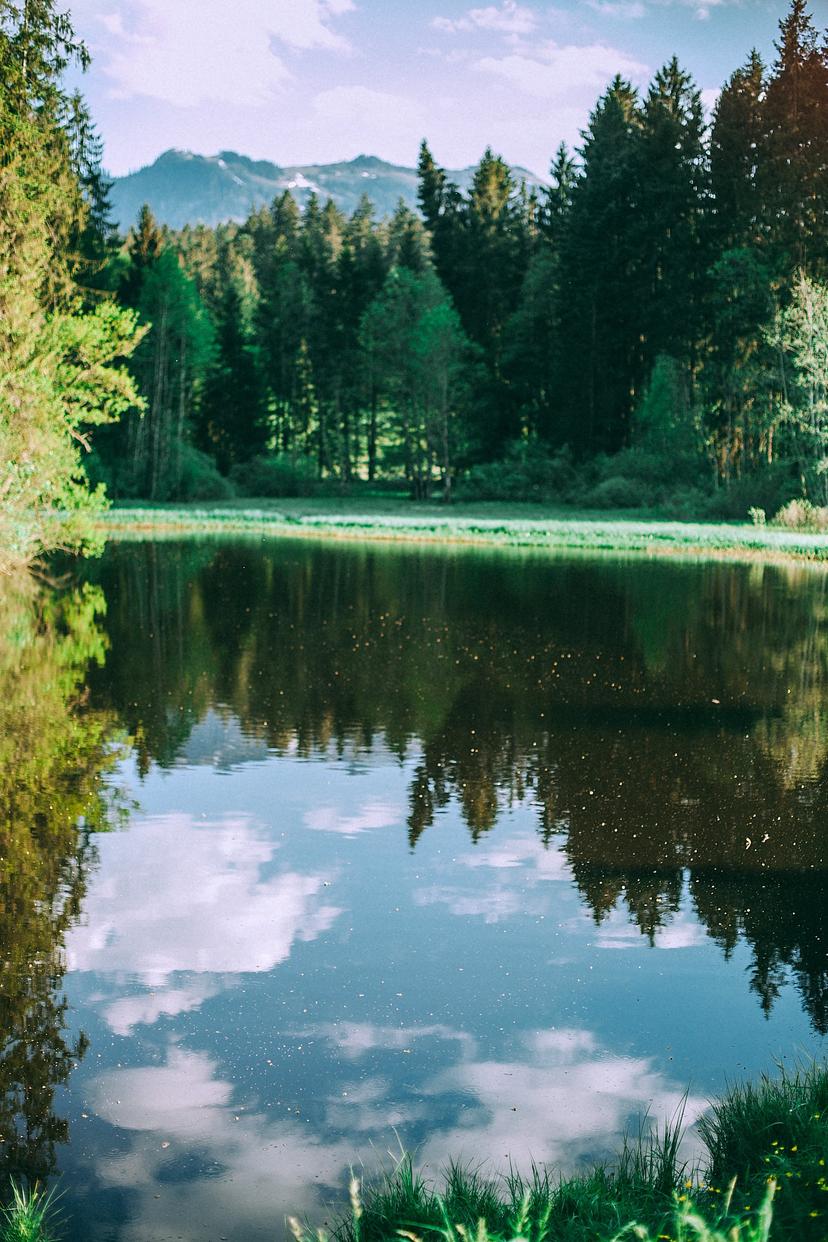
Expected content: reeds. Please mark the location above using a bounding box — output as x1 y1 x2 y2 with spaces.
0 1183 60 1242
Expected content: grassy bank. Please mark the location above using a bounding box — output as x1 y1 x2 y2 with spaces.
98 499 828 564
294 1064 827 1242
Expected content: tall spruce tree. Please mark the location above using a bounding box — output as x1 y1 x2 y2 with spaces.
556 77 643 453
632 58 710 377
710 51 766 254
759 0 828 277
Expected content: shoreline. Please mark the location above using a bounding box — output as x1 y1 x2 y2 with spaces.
97 503 828 567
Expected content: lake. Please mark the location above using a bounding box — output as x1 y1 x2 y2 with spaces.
1 538 826 1241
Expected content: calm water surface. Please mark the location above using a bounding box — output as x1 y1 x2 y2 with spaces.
2 539 826 1240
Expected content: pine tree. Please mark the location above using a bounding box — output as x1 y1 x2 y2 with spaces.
633 58 710 376
542 142 577 247
199 237 264 473
710 51 766 253
759 0 828 277
386 201 431 273
417 141 464 302
556 77 643 453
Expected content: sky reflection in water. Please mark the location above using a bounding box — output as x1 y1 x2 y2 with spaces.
5 540 827 1240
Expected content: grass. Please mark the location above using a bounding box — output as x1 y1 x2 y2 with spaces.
98 498 828 565
0 1184 59 1242
292 1064 828 1242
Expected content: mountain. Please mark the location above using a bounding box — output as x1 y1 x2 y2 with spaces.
109 149 547 231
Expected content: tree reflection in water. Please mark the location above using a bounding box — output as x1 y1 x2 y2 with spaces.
0 576 123 1183
84 541 828 1032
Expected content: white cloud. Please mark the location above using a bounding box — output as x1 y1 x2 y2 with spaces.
83 1019 708 1236
303 1020 708 1174
67 812 341 1030
432 2 537 36
304 797 402 836
299 1020 477 1059
475 41 649 100
88 0 354 107
418 1026 707 1172
87 1045 361 1240
587 0 647 17
308 86 427 161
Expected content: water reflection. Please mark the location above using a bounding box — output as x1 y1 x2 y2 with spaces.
83 542 828 1031
67 811 341 1034
2 540 825 1239
0 576 122 1183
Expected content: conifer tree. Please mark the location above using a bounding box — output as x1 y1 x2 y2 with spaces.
710 52 766 253
632 58 709 376
556 77 643 452
759 0 828 277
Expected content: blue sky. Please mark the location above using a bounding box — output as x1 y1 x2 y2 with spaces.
66 0 826 177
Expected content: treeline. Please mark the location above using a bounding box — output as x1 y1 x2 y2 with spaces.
86 0 828 515
6 0 828 533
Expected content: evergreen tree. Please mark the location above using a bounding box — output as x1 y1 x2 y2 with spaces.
198 237 264 473
542 142 578 247
633 58 710 376
759 0 828 277
360 267 476 496
417 141 465 303
386 200 432 274
710 52 766 253
556 77 643 453
702 247 778 478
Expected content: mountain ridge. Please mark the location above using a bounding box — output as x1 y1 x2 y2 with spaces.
109 148 548 231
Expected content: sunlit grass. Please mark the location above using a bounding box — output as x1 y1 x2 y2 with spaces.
99 502 828 563
0 1183 60 1242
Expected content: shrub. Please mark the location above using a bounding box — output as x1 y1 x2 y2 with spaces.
230 453 318 498
582 474 644 510
458 441 576 502
175 445 235 501
772 498 828 531
701 465 800 521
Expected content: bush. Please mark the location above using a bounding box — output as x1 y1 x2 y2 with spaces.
772 498 828 531
702 467 800 521
582 474 644 509
176 444 234 501
230 453 317 498
458 441 576 502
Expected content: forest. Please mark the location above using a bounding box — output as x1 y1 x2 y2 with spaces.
6 0 828 561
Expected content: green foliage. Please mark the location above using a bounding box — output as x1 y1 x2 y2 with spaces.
0 573 123 1185
458 441 576 501
10 0 828 526
176 444 234 500
698 1062 828 1239
0 0 143 563
0 1182 59 1242
230 452 317 498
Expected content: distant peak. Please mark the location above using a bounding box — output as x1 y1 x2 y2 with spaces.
348 154 386 169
